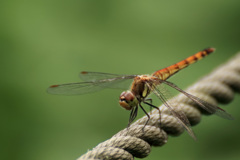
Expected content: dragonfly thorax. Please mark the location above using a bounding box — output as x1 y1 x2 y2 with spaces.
131 75 156 99
119 91 138 110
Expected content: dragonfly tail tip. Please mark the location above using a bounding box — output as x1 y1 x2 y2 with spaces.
204 47 216 53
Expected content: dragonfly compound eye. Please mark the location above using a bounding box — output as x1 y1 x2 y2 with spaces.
119 91 137 110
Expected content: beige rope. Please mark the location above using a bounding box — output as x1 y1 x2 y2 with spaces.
78 52 240 160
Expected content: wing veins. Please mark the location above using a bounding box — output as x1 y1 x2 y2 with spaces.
47 75 136 95
158 79 234 120
146 82 196 140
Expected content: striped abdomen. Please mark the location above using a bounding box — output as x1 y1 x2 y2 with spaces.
152 48 215 80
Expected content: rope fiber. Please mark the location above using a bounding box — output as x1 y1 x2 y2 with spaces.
78 52 240 160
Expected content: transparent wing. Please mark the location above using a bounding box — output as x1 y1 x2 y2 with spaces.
146 82 196 140
158 79 234 120
79 71 136 89
47 74 136 95
80 71 124 81
47 82 106 95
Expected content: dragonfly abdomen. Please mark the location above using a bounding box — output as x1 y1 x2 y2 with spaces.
152 48 215 80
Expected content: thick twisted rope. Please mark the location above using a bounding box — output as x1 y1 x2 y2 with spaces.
78 52 240 160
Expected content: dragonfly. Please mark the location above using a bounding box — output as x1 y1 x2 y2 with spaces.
47 48 233 139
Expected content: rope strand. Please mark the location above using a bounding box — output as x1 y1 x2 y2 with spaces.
78 52 240 160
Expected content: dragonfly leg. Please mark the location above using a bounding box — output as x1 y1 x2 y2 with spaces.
145 98 153 104
139 103 150 132
127 105 138 129
145 98 153 114
143 101 162 129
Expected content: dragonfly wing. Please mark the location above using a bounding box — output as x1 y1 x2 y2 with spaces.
147 82 196 140
80 71 123 81
48 74 136 95
47 82 105 95
79 71 136 90
158 79 234 120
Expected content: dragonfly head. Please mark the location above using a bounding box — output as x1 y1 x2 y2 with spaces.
119 91 138 110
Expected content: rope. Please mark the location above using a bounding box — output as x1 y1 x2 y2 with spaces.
77 52 240 160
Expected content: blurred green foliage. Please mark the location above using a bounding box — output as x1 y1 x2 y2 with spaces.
1 0 240 160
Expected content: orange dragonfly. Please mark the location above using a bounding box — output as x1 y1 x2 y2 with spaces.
47 48 233 139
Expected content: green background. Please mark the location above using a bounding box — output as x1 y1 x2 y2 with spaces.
1 0 240 160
